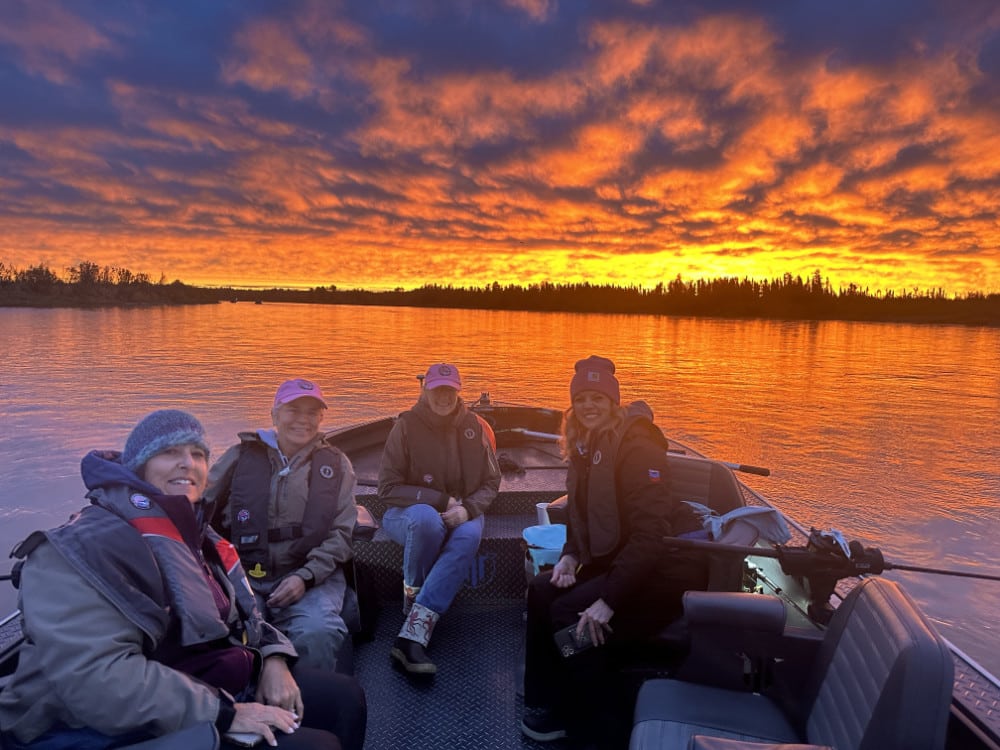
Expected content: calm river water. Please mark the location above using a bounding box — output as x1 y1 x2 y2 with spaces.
1 303 998 675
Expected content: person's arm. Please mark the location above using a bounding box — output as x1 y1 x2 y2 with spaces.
378 420 448 509
19 543 223 736
459 429 501 519
204 443 242 532
599 435 674 611
296 452 358 586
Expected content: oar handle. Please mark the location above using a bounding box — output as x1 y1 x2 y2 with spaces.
722 462 771 477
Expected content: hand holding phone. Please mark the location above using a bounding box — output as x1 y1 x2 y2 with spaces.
553 620 597 658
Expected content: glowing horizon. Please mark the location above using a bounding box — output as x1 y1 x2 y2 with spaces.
2 1 999 296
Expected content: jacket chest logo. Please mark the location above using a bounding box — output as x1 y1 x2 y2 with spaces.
592 450 603 465
464 428 475 440
130 493 151 509
237 509 251 523
423 474 434 484
319 464 334 479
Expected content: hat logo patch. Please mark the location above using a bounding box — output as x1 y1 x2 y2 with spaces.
592 450 602 465
298 380 314 390
319 464 334 479
130 493 151 510
464 428 475 440
587 372 601 382
439 365 452 375
237 509 250 523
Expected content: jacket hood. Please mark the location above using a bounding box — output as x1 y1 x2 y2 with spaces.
81 449 162 496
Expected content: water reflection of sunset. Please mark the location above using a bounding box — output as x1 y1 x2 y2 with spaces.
1 2 998 294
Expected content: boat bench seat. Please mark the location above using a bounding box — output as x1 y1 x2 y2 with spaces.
629 577 954 750
666 452 745 515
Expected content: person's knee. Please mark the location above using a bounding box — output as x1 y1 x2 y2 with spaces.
407 505 446 540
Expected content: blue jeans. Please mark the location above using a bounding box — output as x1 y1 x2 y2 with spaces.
254 569 351 671
381 504 484 614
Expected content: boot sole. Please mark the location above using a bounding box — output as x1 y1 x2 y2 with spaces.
390 647 438 674
520 720 567 742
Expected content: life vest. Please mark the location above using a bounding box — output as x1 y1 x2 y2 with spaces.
398 407 491 506
14 488 263 649
566 413 670 561
226 440 345 580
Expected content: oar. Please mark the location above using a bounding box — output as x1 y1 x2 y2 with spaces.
662 537 1000 582
720 462 770 477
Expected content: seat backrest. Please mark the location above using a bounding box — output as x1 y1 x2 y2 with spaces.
803 577 953 750
666 453 744 515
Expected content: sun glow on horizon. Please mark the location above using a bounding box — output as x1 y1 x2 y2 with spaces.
1 2 998 296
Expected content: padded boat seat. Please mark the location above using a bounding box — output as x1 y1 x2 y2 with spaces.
667 453 744 515
630 577 953 750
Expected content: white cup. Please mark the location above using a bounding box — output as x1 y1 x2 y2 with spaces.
536 502 551 526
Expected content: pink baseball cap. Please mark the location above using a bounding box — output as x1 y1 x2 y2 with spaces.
424 363 461 391
273 378 328 408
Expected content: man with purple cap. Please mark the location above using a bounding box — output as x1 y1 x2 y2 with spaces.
378 363 500 675
206 378 358 672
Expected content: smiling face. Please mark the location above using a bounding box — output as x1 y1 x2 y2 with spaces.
141 444 209 504
571 390 615 434
426 385 459 416
272 397 325 456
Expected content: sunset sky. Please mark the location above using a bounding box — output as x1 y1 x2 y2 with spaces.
2 1 999 294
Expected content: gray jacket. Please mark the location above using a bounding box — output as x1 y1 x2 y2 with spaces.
0 451 296 744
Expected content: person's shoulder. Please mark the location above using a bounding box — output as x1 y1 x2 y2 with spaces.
620 410 667 450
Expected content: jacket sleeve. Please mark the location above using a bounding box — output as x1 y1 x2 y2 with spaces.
18 542 223 736
204 443 242 532
299 452 358 586
600 435 675 611
461 433 500 519
377 420 447 509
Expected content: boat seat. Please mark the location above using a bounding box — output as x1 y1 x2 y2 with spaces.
667 453 744 515
629 577 954 750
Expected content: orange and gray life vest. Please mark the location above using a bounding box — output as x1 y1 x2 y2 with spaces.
226 440 345 581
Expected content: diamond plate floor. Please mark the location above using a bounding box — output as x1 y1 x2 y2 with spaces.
354 601 571 750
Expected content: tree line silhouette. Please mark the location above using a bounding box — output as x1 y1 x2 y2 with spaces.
2 260 997 326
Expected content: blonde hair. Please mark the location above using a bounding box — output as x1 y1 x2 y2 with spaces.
559 402 626 459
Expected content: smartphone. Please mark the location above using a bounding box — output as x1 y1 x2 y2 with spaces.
223 731 264 747
553 620 597 658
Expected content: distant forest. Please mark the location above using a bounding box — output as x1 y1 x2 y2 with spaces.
2 259 998 326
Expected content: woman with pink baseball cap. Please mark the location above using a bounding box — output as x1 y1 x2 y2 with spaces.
377 363 500 675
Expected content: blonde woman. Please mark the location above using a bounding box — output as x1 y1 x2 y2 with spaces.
520 356 709 747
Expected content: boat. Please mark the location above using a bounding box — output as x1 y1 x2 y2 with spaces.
1 395 998 749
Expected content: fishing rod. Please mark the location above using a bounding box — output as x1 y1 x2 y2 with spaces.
663 534 1000 582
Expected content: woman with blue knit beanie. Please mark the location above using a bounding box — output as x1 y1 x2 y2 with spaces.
519 357 710 749
0 409 367 750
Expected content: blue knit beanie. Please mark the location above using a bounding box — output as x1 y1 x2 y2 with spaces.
122 409 210 472
570 355 621 404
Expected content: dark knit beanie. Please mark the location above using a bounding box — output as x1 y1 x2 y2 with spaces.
569 355 620 404
122 409 210 472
